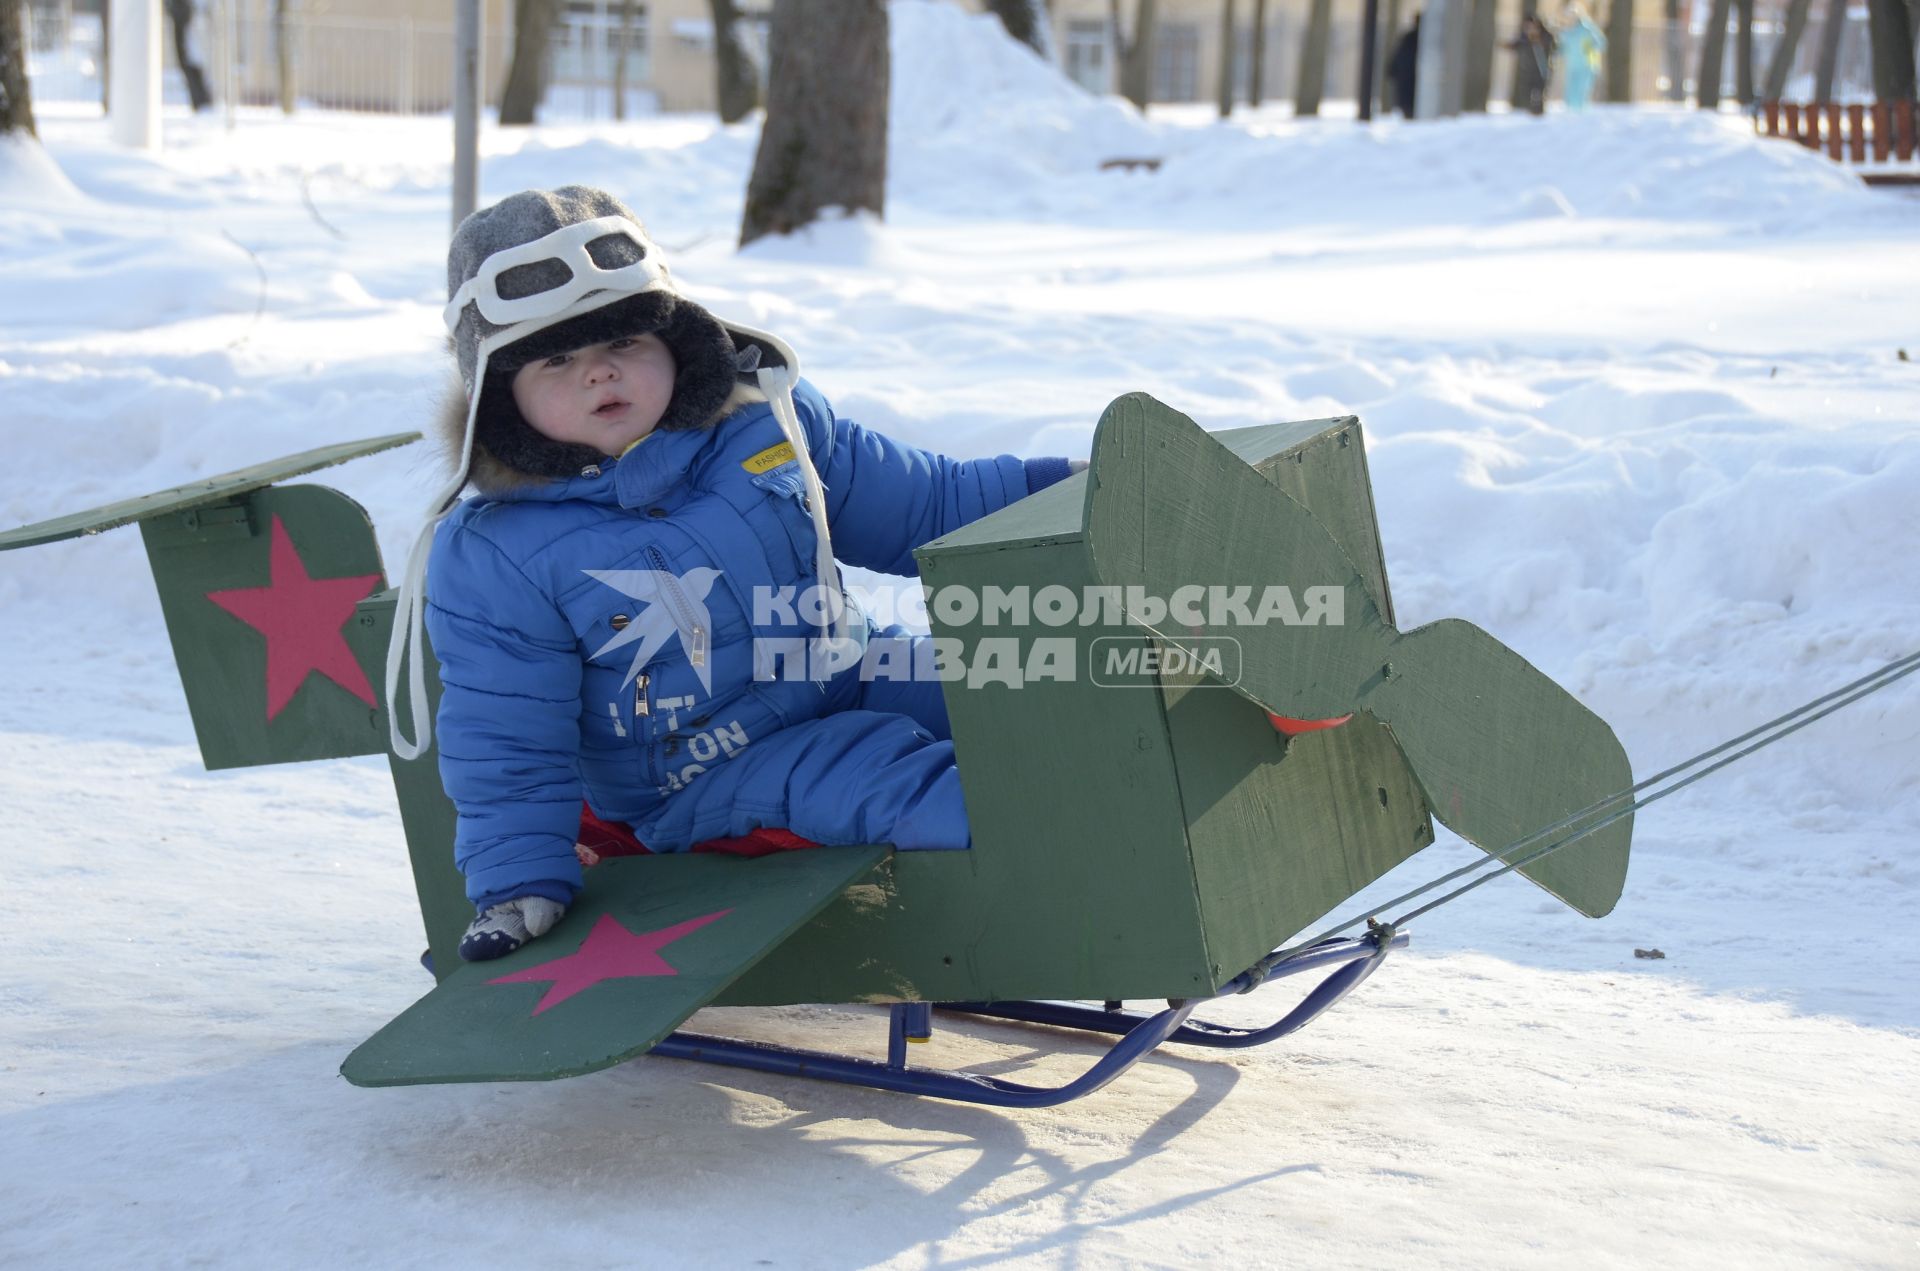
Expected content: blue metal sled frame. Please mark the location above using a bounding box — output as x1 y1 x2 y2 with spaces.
648 928 1409 1108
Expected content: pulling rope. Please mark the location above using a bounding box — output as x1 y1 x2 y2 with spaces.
1250 647 1920 982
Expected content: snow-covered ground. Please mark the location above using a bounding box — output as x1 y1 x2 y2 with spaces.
3 3 1917 1265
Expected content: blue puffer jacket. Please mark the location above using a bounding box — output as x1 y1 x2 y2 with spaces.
426 378 1071 912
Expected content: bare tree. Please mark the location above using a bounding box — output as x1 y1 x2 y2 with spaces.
740 0 887 248
1762 0 1813 100
1812 0 1846 101
275 0 295 113
1662 0 1685 99
986 0 1050 57
1866 0 1917 100
613 0 636 120
709 0 759 123
1463 0 1497 111
1382 0 1403 112
1605 0 1633 101
1734 0 1755 102
1295 0 1333 114
1696 0 1731 106
1217 0 1236 116
1109 0 1157 109
164 0 213 110
1249 0 1266 103
1 0 37 136
499 0 559 126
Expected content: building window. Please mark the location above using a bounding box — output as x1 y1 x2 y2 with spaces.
1152 22 1199 101
1063 18 1109 94
550 0 649 87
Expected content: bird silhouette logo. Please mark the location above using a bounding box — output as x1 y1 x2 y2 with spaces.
584 567 724 697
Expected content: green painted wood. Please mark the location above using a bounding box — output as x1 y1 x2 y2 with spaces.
1221 417 1398 627
143 484 391 770
0 433 418 551
342 846 888 1086
1157 669 1434 984
1084 393 1631 918
355 590 472 981
721 410 1437 1006
362 394 1617 1046
717 540 1222 1005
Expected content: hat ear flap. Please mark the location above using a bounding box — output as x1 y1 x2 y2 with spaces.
654 303 742 432
472 366 605 479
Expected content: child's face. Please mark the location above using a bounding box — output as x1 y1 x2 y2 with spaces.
510 332 678 457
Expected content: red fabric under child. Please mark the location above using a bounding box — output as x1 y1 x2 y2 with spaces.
574 803 818 867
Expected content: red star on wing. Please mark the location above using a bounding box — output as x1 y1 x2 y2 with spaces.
489 909 733 1016
205 516 381 720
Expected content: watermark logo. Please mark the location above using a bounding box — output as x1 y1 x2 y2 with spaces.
575 569 1340 693
584 566 721 695
1089 636 1243 688
754 582 1345 633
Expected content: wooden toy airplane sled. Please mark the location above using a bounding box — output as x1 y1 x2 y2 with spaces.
0 394 1632 1107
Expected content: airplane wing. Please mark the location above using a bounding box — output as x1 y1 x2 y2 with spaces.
341 846 889 1087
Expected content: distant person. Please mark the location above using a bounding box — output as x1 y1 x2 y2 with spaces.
1555 1 1607 111
1389 13 1422 118
1508 14 1555 115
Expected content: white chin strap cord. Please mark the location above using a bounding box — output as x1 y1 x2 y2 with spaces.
385 348 489 761
756 364 856 675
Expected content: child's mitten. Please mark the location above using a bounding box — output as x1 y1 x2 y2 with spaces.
459 897 568 962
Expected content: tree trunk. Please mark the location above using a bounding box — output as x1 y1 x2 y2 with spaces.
985 0 1049 56
1661 0 1684 98
499 0 556 125
613 0 636 119
1462 0 1496 111
164 0 213 110
500 0 560 125
1295 0 1332 114
1605 0 1633 101
1 0 37 137
1696 0 1730 106
1734 0 1755 102
275 0 294 113
1762 0 1813 100
1111 0 1158 110
1812 0 1846 101
1381 0 1402 111
1249 0 1266 103
740 0 887 248
1509 0 1536 107
709 0 759 124
1867 0 1917 100
1217 0 1235 116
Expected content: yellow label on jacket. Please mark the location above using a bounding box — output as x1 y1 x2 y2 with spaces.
742 441 797 474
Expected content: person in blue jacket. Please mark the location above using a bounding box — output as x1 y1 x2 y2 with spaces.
1555 2 1606 112
382 186 1081 962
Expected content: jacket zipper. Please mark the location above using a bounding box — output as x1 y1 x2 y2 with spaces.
645 545 708 668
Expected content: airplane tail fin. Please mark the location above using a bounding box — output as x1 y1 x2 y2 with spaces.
0 434 419 771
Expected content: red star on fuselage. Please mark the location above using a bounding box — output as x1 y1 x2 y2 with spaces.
489 909 734 1016
205 516 381 719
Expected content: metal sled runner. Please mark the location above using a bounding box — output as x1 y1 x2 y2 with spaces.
652 930 1408 1108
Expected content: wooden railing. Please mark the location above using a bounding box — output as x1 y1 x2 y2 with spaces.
1757 99 1919 182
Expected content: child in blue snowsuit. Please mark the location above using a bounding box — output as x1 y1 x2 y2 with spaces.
383 187 1080 962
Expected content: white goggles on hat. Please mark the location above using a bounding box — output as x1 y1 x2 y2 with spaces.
442 216 670 335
